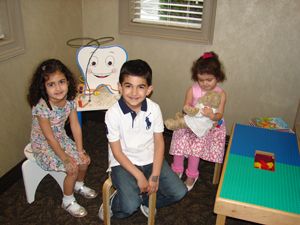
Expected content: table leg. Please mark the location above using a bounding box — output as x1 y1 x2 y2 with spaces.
216 214 226 225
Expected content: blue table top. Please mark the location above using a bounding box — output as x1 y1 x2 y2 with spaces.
231 124 300 166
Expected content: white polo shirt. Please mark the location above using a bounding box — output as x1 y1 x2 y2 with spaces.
105 97 164 168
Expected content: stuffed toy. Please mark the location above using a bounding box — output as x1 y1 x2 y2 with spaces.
165 91 221 138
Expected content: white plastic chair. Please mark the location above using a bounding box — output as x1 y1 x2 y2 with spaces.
22 143 66 204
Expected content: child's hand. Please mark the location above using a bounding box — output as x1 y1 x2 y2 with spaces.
201 106 213 118
136 174 149 194
147 175 159 194
183 105 199 116
63 156 77 174
78 150 90 164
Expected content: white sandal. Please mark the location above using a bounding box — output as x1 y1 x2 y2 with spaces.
75 185 98 199
185 177 198 191
62 200 87 217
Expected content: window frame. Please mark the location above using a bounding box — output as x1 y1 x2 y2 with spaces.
0 0 25 62
119 0 217 44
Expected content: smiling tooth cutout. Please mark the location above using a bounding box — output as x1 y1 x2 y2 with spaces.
77 45 128 94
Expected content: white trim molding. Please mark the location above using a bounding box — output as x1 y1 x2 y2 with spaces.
0 0 25 62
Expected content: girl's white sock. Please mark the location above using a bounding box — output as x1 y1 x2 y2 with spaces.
74 181 84 191
63 194 75 206
62 194 81 211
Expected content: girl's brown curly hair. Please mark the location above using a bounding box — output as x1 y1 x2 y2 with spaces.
27 59 77 109
191 51 226 82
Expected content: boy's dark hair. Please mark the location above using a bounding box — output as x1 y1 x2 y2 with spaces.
27 58 77 109
191 51 226 82
119 59 152 85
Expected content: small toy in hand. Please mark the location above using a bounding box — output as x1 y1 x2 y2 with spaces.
165 91 221 137
254 150 275 171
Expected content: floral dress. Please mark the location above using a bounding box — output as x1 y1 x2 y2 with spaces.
169 84 226 163
30 98 82 171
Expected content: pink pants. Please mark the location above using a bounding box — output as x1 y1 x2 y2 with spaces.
171 155 199 178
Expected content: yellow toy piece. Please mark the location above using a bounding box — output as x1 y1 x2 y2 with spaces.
267 162 274 169
254 162 261 169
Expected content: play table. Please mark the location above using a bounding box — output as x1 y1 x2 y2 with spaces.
214 123 300 225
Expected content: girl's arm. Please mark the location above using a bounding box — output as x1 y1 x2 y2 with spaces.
69 110 84 152
205 90 227 121
148 132 164 194
110 140 148 193
69 109 90 164
184 87 194 106
217 90 227 116
183 86 200 115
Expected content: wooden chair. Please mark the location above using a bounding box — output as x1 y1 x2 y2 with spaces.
212 163 222 184
102 176 157 225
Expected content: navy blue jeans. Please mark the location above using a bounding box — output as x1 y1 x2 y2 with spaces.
110 160 187 218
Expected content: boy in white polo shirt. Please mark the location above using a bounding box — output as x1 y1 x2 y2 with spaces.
99 59 187 220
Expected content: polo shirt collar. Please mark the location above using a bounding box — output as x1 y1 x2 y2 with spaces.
118 97 148 115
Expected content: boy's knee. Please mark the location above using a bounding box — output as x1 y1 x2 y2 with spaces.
113 200 140 218
173 182 188 202
177 186 188 200
123 204 139 217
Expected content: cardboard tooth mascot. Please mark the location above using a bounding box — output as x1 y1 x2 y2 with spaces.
76 45 128 110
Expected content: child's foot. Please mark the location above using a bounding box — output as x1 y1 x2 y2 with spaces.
140 204 157 218
184 177 198 191
75 185 98 199
62 200 87 217
176 172 183 179
98 190 117 221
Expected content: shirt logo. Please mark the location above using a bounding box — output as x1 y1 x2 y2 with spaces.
145 113 152 130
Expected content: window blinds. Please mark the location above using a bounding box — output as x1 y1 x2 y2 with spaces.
131 0 204 29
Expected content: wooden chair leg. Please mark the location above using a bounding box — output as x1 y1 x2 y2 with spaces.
102 177 114 225
147 192 157 225
102 176 157 225
213 163 222 184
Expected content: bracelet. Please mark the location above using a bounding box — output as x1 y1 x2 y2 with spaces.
151 176 159 182
63 158 70 164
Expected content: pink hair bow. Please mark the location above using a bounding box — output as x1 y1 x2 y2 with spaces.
202 52 213 59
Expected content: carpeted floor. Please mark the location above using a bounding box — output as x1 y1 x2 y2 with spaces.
0 114 258 225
